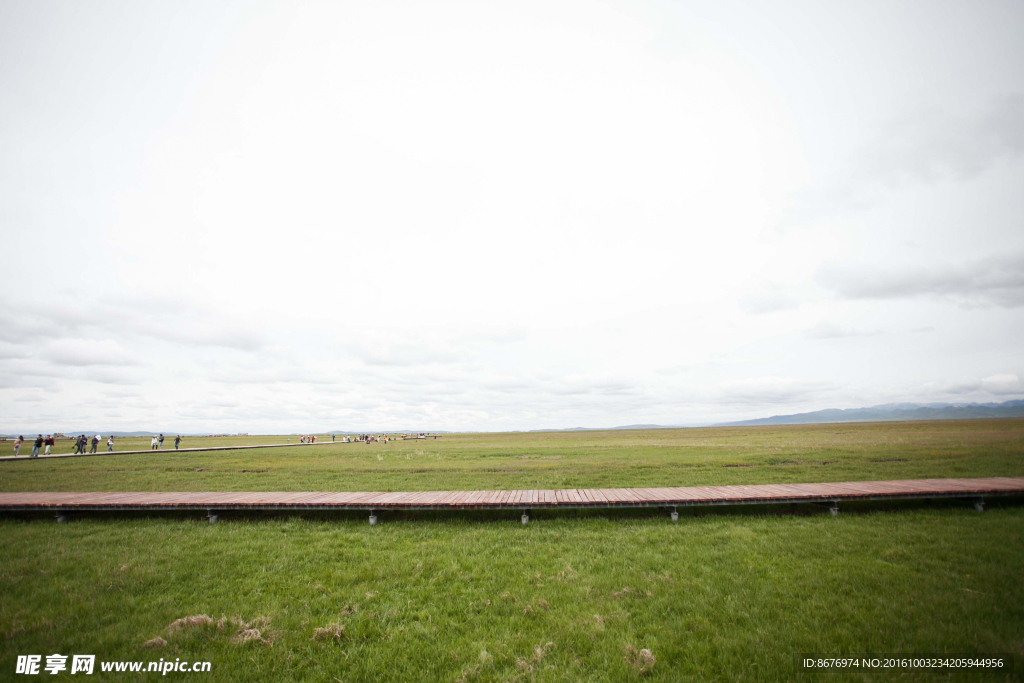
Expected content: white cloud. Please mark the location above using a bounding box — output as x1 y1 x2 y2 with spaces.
803 322 864 340
40 339 139 367
716 376 832 406
2 0 1024 431
785 96 1024 226
738 288 801 314
818 253 1024 308
980 374 1022 395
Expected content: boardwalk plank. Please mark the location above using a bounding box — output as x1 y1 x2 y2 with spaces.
2 478 1022 513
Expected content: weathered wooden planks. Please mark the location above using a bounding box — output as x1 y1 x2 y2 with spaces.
0 477 1022 513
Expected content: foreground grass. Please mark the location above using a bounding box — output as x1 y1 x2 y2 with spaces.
2 420 1023 492
1 504 1022 681
2 422 1022 680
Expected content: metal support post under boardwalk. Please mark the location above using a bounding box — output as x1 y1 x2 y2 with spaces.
521 509 530 525
369 510 378 526
670 506 679 522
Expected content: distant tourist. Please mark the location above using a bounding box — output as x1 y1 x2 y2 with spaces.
13 436 23 457
31 435 43 457
151 436 158 450
174 435 181 450
90 435 99 453
44 435 54 455
332 434 335 442
158 434 164 449
107 436 114 452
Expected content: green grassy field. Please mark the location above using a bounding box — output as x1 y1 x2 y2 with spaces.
2 421 1023 681
3 419 1023 492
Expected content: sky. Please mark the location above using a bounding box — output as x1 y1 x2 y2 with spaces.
1 0 1023 433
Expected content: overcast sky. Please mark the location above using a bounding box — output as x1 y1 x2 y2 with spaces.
2 0 1023 433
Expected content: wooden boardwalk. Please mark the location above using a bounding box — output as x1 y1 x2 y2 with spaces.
1 477 1021 522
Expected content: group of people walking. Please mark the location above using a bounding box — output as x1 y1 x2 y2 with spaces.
290 434 390 444
71 434 111 454
355 434 391 443
149 434 182 450
10 434 114 457
11 434 54 457
7 432 197 457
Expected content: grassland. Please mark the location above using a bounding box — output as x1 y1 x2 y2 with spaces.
1 420 1023 681
2 419 1023 492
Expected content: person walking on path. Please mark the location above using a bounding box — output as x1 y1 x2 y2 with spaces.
107 436 114 452
13 436 23 457
44 435 54 455
174 435 181 450
76 435 86 454
332 433 335 442
158 434 164 449
31 435 43 457
151 436 158 450
90 435 99 453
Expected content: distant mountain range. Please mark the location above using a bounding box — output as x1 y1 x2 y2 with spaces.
716 400 1024 426
526 400 1024 431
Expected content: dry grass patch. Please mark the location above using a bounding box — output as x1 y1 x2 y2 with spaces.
231 629 270 645
515 641 553 674
311 623 345 642
624 644 655 675
195 615 276 645
166 615 214 632
455 650 493 683
142 637 166 648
